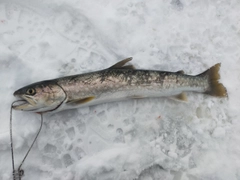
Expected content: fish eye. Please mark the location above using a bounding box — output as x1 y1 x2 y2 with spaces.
26 88 36 95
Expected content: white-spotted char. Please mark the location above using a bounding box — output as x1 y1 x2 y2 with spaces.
13 57 228 113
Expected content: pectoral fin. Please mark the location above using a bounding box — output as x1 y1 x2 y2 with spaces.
67 96 95 105
171 92 188 102
109 57 135 69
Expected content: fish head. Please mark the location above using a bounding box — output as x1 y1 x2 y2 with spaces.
13 81 66 113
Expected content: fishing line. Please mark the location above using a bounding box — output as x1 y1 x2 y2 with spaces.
10 101 43 180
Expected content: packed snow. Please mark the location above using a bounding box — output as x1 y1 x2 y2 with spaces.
0 0 240 179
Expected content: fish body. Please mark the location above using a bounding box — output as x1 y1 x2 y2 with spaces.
13 58 227 113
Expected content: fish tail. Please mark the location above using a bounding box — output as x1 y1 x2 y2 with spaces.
198 63 228 97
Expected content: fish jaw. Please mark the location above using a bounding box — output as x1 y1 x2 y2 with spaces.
12 100 36 111
12 94 39 111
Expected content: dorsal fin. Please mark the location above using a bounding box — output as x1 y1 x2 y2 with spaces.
109 57 135 69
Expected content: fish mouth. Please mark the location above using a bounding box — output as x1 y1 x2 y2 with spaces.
13 94 37 111
12 100 32 110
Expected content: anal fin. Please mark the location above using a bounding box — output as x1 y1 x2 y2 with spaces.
171 92 188 102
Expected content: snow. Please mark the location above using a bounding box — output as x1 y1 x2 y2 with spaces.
0 0 240 179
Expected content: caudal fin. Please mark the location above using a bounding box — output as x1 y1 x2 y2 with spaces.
198 63 228 97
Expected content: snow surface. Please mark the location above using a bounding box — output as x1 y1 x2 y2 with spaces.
0 0 240 179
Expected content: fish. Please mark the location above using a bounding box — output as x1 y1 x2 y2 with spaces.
13 57 228 113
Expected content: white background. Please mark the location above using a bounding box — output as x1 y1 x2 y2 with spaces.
0 0 240 179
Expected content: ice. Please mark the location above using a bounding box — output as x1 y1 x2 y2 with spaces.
74 147 86 160
44 143 57 154
139 165 177 180
0 0 239 179
76 122 86 134
66 127 75 140
114 128 125 143
171 0 184 11
212 127 226 138
107 124 114 130
62 154 74 167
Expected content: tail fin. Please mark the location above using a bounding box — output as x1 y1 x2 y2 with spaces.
198 63 228 97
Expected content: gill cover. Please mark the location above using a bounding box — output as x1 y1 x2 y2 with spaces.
13 80 66 113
